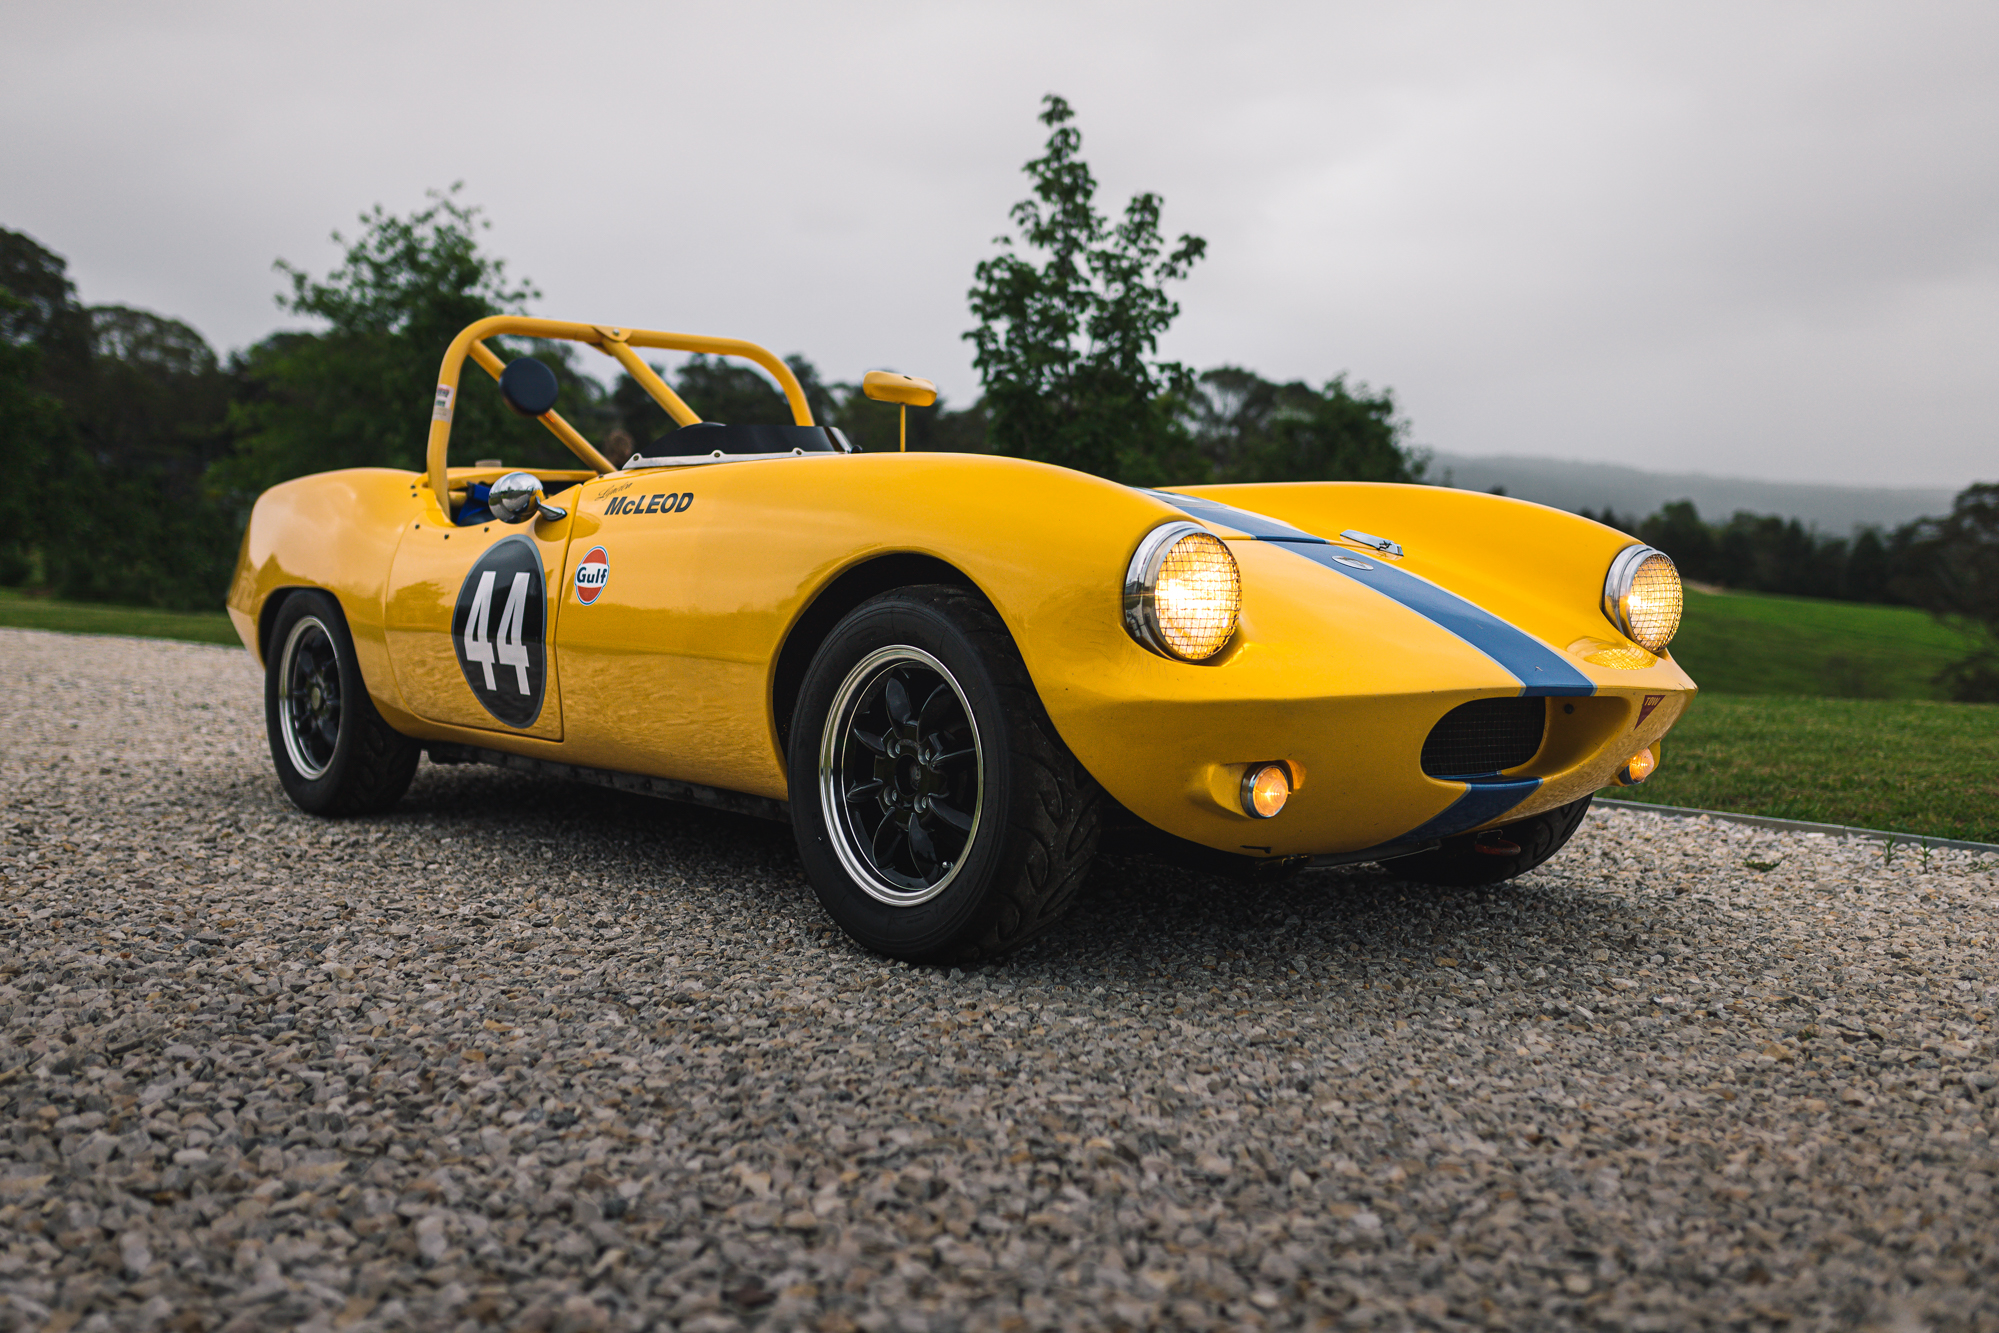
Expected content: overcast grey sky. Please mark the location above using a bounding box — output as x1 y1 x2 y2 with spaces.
5 1 1995 487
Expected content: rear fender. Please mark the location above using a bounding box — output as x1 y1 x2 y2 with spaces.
227 468 424 728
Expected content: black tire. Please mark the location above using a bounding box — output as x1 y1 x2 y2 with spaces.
788 585 1102 963
265 590 419 816
1390 793 1594 888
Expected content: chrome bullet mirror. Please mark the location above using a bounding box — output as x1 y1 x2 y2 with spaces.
489 471 567 524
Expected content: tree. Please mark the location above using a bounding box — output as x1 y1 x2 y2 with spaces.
1635 501 1719 585
57 306 240 608
0 291 73 584
77 307 232 478
966 95 1207 484
1841 526 1892 604
217 186 588 496
610 352 989 456
0 226 241 605
609 354 835 447
1183 366 1423 484
830 390 988 455
0 227 92 398
1896 483 1999 701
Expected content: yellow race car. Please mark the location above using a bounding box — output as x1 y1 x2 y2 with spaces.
228 317 1694 961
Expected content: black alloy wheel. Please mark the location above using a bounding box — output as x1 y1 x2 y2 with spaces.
278 615 341 780
789 585 1102 962
264 590 420 816
822 647 983 904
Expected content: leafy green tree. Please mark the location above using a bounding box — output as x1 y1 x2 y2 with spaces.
1842 526 1892 603
0 292 74 584
1896 483 1999 701
829 391 988 455
1634 500 1719 585
78 307 232 478
1183 366 1424 485
60 306 241 608
0 226 241 605
218 186 591 496
610 353 988 456
966 95 1207 484
610 354 830 447
0 227 92 399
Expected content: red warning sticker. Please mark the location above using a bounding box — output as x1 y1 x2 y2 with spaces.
574 546 609 605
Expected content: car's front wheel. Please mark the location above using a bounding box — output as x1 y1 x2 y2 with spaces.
265 590 419 816
788 586 1102 962
1390 793 1594 888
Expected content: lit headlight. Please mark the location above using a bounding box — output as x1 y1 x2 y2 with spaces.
1123 522 1241 661
1602 545 1682 652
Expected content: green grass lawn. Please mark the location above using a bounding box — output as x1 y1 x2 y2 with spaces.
1617 589 1999 840
1668 587 1979 699
0 587 240 646
1614 693 1999 843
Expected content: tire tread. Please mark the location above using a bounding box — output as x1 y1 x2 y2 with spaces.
266 591 419 817
788 583 1104 962
915 587 1103 960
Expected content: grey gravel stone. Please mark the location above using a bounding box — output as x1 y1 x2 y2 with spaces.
2 626 1997 1332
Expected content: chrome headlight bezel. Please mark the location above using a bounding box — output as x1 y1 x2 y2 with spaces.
1602 544 1682 652
1122 521 1241 662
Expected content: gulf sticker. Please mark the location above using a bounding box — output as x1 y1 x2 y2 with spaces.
574 546 609 605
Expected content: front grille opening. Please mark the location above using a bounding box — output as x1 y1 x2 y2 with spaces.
1421 697 1546 779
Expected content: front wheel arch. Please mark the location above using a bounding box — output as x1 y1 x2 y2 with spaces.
787 584 1103 961
770 553 986 760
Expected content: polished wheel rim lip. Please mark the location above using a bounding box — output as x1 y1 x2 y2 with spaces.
818 644 984 908
278 615 340 781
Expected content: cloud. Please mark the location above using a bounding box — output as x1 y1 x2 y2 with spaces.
4 0 1993 486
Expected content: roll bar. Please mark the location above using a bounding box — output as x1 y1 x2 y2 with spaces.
425 317 814 511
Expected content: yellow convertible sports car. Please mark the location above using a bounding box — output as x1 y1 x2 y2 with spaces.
228 317 1695 961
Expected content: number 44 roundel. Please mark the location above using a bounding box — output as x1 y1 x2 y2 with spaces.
452 536 547 728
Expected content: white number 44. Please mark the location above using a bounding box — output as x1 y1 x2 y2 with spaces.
463 570 532 694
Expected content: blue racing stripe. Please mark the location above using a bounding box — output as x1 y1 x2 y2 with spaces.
1152 492 1325 542
1396 777 1542 844
1149 491 1595 698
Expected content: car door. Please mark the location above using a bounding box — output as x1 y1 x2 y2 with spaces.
548 466 793 799
383 501 571 741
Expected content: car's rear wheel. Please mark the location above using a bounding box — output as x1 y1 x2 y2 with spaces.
788 586 1102 962
1390 793 1594 888
266 590 419 816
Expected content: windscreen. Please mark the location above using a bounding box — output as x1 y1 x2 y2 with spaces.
645 422 848 456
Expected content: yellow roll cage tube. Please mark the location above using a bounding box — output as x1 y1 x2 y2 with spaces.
425 316 816 511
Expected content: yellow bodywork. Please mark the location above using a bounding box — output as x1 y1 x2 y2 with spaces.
227 318 1695 860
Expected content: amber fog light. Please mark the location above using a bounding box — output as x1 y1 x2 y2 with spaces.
1241 762 1292 818
1616 747 1658 786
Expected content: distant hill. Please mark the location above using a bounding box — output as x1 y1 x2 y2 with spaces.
1428 453 1958 533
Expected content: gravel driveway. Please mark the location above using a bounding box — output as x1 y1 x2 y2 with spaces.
3 627 1996 1333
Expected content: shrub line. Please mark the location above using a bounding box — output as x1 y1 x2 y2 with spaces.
1595 796 1999 855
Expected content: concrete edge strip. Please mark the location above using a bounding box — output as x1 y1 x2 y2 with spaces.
1594 797 1999 856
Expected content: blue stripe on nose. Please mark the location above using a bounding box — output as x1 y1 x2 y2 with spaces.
1147 492 1595 698
1396 776 1544 844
